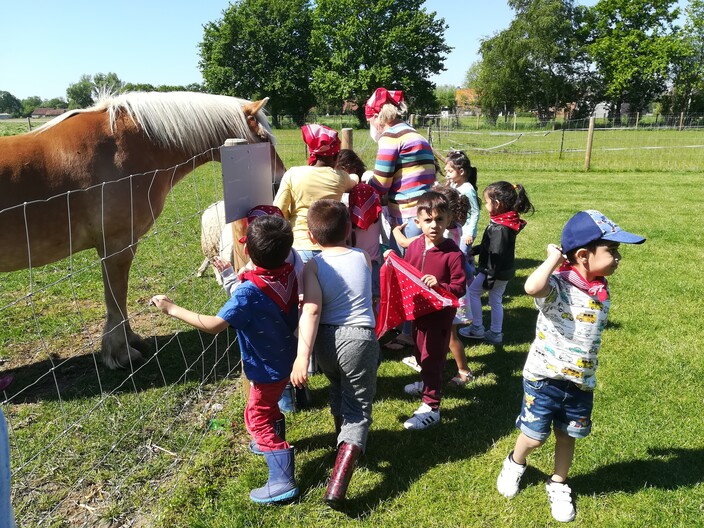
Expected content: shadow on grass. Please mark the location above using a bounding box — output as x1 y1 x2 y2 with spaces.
2 329 240 404
571 447 704 493
295 313 535 519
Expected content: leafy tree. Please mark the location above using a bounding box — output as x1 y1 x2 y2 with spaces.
666 0 704 113
475 0 590 122
588 0 683 118
123 83 157 92
66 75 94 109
0 91 22 116
463 61 481 89
43 97 68 109
435 84 457 111
93 72 124 96
310 0 450 124
199 0 315 126
21 96 42 117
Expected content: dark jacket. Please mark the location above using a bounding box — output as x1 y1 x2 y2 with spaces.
474 221 523 288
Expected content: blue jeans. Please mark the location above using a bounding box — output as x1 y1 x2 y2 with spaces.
516 378 593 442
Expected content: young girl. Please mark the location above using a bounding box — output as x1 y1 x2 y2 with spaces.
459 181 534 345
444 150 480 250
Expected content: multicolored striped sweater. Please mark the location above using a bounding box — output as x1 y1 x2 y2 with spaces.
369 122 436 223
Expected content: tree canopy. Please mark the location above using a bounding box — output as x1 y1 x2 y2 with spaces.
199 0 315 125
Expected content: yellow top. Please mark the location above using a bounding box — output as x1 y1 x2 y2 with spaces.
273 165 357 250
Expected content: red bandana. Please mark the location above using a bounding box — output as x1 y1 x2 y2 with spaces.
239 263 298 312
375 252 459 338
365 87 404 119
238 205 285 244
349 183 382 230
301 124 340 165
490 211 526 232
557 262 609 302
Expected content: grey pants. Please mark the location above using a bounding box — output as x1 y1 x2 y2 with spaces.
315 325 379 452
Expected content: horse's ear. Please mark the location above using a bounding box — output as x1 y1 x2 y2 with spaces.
243 97 269 117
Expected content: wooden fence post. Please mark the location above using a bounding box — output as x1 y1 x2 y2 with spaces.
340 128 353 150
584 116 595 172
679 112 685 131
635 112 640 129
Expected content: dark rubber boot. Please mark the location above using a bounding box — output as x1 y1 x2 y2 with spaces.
323 442 361 508
249 416 285 456
249 447 299 503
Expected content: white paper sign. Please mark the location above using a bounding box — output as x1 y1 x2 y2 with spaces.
220 142 275 223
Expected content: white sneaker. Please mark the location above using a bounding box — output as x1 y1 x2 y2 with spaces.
459 325 485 339
403 403 440 430
546 480 576 522
496 453 526 498
401 356 422 372
403 380 424 396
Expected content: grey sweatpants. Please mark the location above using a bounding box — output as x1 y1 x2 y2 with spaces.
315 325 379 452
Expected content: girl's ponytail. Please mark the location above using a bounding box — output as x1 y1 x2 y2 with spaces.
484 181 535 215
513 183 535 215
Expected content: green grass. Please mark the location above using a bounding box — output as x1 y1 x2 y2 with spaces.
2 123 703 526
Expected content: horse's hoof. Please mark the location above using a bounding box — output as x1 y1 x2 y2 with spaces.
102 347 143 370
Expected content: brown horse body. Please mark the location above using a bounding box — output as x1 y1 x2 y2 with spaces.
0 91 283 368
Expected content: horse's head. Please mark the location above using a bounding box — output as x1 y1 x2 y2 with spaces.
243 98 274 143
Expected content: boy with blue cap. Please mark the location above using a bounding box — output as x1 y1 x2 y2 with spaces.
496 210 645 522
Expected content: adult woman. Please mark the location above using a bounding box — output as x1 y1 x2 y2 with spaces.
366 87 436 244
274 124 358 263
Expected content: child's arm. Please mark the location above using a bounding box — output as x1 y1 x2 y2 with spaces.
392 222 419 249
150 295 229 334
524 244 566 298
290 261 322 389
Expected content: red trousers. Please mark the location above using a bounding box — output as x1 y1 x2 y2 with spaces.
413 308 455 410
244 378 290 451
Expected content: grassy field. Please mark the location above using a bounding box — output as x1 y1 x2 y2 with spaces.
1 122 703 526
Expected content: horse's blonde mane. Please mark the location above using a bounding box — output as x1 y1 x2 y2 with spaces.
35 91 275 154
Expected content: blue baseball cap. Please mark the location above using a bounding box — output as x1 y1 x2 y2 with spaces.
561 210 645 254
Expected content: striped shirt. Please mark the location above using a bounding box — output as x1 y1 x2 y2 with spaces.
369 123 436 223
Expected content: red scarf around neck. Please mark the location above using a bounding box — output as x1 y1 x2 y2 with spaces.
490 211 526 232
557 262 609 302
239 263 298 312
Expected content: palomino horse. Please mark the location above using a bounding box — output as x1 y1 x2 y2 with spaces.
0 91 284 369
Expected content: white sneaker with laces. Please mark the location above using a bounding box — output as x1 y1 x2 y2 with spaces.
403 380 424 396
403 403 440 430
459 325 485 339
496 453 526 498
545 480 576 522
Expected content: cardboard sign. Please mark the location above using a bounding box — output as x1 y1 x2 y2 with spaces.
220 142 275 223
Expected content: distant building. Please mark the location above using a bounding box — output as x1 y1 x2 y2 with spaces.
0 113 11 120
31 108 67 119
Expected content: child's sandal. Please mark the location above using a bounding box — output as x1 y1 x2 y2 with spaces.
449 370 474 387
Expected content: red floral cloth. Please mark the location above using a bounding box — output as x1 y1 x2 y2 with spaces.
301 124 340 165
490 211 526 232
375 252 459 338
239 263 298 312
364 87 404 119
349 183 382 230
556 262 609 302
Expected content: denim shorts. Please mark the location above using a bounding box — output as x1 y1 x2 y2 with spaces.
516 378 594 441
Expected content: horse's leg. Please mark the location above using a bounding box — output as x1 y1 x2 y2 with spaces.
98 243 145 369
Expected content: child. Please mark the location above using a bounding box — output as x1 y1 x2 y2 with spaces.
496 210 645 522
459 181 534 345
290 199 379 507
151 215 299 504
444 150 480 249
348 183 383 305
400 191 466 429
433 184 474 386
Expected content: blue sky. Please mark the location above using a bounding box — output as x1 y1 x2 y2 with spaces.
2 0 678 101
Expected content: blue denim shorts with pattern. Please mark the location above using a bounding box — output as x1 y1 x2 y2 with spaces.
516 378 594 441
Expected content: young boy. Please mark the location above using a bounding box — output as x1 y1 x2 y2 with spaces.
496 210 645 522
290 199 379 508
150 215 300 505
400 191 466 430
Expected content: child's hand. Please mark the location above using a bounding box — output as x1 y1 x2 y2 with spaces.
421 274 438 288
393 222 408 233
290 357 309 389
211 256 233 274
463 235 474 246
150 294 174 315
547 243 566 262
